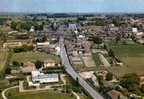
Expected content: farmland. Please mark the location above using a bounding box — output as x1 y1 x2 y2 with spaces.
10 51 60 63
0 48 9 74
6 88 75 99
107 42 144 76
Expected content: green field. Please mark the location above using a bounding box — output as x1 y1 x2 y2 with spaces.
107 42 144 76
0 48 9 72
10 51 60 63
92 53 102 67
6 88 75 99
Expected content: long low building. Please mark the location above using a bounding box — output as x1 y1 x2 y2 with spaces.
32 71 59 83
3 42 23 48
36 42 50 49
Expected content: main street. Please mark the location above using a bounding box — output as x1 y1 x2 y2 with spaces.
59 37 104 99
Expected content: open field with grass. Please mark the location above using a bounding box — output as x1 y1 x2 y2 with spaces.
92 53 102 68
6 88 75 99
10 51 60 63
0 48 9 72
108 42 144 57
107 42 144 76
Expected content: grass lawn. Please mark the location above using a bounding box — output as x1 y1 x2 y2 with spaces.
10 51 60 63
6 88 75 99
107 42 144 76
107 42 144 57
0 80 9 90
92 53 102 67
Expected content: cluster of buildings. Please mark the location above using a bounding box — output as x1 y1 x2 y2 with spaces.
19 61 61 88
132 27 144 44
32 71 59 84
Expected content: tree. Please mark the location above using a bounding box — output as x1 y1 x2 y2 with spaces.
11 21 31 31
77 16 87 22
115 35 121 43
1 33 7 43
93 36 103 44
95 19 105 26
106 72 113 81
35 24 43 31
15 22 22 31
5 67 11 74
22 44 34 51
12 61 20 67
11 21 17 30
120 73 140 93
13 47 26 53
0 17 7 25
76 77 79 87
103 44 108 50
140 84 144 93
64 84 71 93
108 49 115 57
93 36 103 49
35 60 43 69
112 18 121 26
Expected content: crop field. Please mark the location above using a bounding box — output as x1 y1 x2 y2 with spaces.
0 48 8 72
10 51 60 63
6 88 75 99
107 42 144 76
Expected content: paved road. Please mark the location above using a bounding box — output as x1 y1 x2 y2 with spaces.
59 37 104 99
2 86 19 99
72 91 80 99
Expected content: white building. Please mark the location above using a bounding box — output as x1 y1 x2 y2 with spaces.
55 46 60 55
37 42 50 49
30 26 35 32
44 59 57 68
132 28 138 33
3 42 22 48
32 71 59 83
79 71 99 87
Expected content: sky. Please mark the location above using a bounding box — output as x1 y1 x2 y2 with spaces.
0 0 144 13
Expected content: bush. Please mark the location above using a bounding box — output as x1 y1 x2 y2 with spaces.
106 73 113 81
120 73 140 93
5 67 11 74
12 61 21 67
35 60 43 69
13 44 34 53
13 47 26 53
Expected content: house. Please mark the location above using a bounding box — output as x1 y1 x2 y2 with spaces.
109 27 119 31
55 46 60 55
30 26 35 32
96 70 108 80
107 90 120 99
132 27 138 33
3 42 22 48
139 75 144 85
34 32 46 42
21 62 36 74
36 42 50 49
68 24 77 30
58 24 68 30
79 71 99 87
79 71 94 79
44 59 59 68
32 71 59 83
107 90 127 99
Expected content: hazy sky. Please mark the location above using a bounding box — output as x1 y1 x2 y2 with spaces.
0 0 144 13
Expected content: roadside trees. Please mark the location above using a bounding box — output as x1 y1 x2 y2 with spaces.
93 36 103 48
120 73 140 94
34 60 43 69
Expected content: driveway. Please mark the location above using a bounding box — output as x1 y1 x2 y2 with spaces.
2 86 19 99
